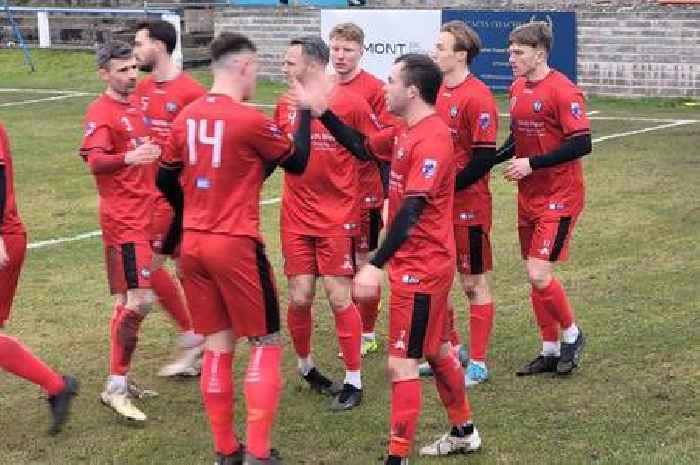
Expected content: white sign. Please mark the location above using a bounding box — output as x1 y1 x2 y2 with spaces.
38 12 51 48
321 9 441 82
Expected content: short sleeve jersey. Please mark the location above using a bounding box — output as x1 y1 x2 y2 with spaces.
274 87 379 237
338 70 393 208
0 123 25 235
79 94 154 245
386 114 456 292
510 70 591 215
162 94 292 240
435 75 498 225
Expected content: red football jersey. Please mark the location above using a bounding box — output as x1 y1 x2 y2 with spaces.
385 114 456 292
79 94 154 245
510 70 591 215
435 74 498 225
162 94 293 240
0 123 25 235
338 70 394 208
274 87 379 237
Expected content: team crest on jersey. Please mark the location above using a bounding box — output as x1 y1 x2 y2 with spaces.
266 121 284 138
570 102 583 119
533 100 543 113
478 112 491 129
396 147 406 160
421 158 438 179
449 105 458 119
84 121 97 137
121 116 134 132
166 101 179 113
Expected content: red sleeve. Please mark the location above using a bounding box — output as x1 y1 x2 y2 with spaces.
404 137 452 198
79 123 114 160
0 124 8 165
368 126 396 163
554 83 591 138
464 92 498 149
86 150 127 174
248 112 293 163
160 116 185 168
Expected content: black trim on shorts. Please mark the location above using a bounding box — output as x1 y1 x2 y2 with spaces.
549 217 572 262
407 293 430 359
121 243 139 289
468 225 485 275
369 208 382 252
350 237 358 273
255 242 280 334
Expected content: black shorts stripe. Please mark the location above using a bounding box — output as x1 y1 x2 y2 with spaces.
407 293 430 359
255 242 280 334
350 237 358 273
468 225 485 275
121 243 139 289
369 208 382 252
549 217 572 262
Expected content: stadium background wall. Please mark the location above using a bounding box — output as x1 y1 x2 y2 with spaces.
2 0 698 98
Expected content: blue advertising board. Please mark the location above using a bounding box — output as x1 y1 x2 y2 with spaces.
441 10 577 91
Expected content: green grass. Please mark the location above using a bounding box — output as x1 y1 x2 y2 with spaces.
1 50 699 465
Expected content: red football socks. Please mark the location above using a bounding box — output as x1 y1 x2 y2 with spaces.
201 350 239 455
287 304 312 359
244 345 283 459
388 379 421 458
469 303 494 362
109 305 144 376
431 353 471 426
537 278 575 330
531 287 560 342
0 334 65 395
333 303 362 371
151 268 193 332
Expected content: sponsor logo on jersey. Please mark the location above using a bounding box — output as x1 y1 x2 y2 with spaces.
533 100 543 113
421 158 438 179
166 101 179 113
449 105 458 119
479 112 491 129
570 101 583 119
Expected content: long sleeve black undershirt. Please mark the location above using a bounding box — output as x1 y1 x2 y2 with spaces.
529 134 592 170
264 108 312 178
492 133 516 166
319 110 375 162
156 165 184 255
455 147 497 191
0 166 6 227
370 196 427 269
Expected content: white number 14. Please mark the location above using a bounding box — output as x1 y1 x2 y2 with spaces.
186 118 225 168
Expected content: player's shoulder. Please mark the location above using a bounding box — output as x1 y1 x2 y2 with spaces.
177 72 207 91
547 70 583 96
358 70 385 89
134 75 153 93
84 95 115 122
335 86 371 112
414 115 452 149
510 76 527 94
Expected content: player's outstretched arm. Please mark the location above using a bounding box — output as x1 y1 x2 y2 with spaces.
492 133 516 166
279 109 311 174
156 164 184 255
455 147 498 191
370 196 427 269
529 133 592 169
318 110 376 162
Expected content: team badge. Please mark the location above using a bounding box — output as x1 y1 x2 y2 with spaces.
84 121 97 137
449 105 458 119
570 102 583 119
533 100 543 113
478 112 491 129
396 147 406 160
265 121 284 138
166 101 179 113
421 158 438 179
121 116 134 132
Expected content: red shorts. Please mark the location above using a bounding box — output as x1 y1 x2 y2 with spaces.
179 232 280 337
0 234 27 328
518 214 579 262
104 242 153 295
150 203 175 256
281 232 356 277
357 207 383 254
454 224 493 275
388 285 451 360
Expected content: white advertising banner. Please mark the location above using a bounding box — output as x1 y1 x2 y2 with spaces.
320 9 441 82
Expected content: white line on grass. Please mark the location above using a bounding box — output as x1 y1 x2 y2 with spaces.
0 93 90 108
592 120 696 143
28 197 282 250
0 88 87 95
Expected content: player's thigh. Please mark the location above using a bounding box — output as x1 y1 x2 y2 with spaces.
0 234 27 327
454 224 493 276
528 215 578 262
387 285 449 361
105 241 153 296
316 235 356 277
281 231 317 277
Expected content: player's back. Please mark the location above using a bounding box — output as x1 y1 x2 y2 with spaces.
171 94 285 240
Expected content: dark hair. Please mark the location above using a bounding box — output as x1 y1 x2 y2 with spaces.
289 36 329 65
509 21 553 54
394 54 443 106
135 20 177 55
96 41 132 69
209 32 257 62
441 20 482 65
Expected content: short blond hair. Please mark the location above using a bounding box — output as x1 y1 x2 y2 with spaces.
441 20 482 65
509 21 553 54
329 22 365 46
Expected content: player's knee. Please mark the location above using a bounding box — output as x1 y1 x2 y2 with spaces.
289 291 314 308
204 330 235 352
249 332 282 347
386 357 419 381
527 267 551 289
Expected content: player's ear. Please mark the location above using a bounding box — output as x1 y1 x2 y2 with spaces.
97 67 109 83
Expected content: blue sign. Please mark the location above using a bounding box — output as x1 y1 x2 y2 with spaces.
441 10 577 91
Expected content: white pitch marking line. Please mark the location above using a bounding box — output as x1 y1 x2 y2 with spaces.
592 120 696 144
0 88 87 95
0 93 90 108
28 197 282 250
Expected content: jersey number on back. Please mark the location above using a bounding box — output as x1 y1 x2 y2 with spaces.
186 118 224 168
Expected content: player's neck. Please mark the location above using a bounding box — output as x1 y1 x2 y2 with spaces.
152 58 180 82
444 66 470 88
105 87 129 103
526 64 551 83
404 101 435 127
337 67 361 84
210 81 244 102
